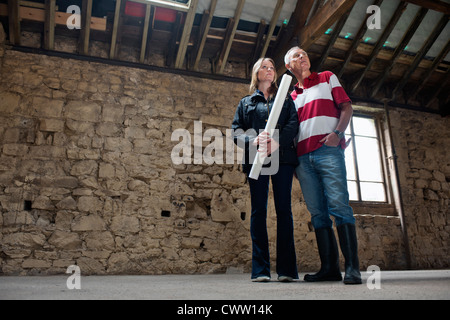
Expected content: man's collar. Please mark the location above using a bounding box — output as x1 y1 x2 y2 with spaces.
308 72 318 80
294 72 318 91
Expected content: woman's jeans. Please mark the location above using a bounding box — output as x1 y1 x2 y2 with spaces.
248 165 298 279
295 145 355 230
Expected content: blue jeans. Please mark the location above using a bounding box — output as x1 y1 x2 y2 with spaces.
296 145 355 230
248 165 298 279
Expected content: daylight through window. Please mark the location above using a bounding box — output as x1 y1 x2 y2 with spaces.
345 115 387 202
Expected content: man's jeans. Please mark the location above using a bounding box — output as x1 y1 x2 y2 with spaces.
296 145 355 230
248 165 298 279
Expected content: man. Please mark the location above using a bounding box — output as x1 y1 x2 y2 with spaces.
285 47 361 285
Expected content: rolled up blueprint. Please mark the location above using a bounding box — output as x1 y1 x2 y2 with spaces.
248 74 293 180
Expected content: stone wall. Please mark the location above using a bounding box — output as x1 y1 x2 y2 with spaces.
0 45 448 275
389 110 450 269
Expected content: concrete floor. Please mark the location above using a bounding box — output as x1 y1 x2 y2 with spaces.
0 270 449 300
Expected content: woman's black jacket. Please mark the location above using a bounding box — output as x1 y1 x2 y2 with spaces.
231 90 299 175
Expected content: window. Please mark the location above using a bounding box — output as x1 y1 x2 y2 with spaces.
345 115 387 202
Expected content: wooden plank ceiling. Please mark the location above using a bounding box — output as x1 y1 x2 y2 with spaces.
1 0 449 115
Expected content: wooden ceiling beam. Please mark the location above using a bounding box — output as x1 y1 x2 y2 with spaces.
250 20 267 66
351 1 408 93
193 0 218 71
274 0 315 73
0 3 106 31
78 0 93 55
214 18 234 74
139 3 152 63
426 72 449 111
313 32 448 71
7 0 20 45
43 0 56 50
260 0 285 59
276 0 357 76
282 0 315 49
401 0 450 15
215 0 246 74
371 7 429 98
337 0 384 78
314 7 352 72
410 39 450 102
167 12 183 67
298 0 357 51
392 14 449 100
109 0 123 59
175 0 199 69
144 6 156 61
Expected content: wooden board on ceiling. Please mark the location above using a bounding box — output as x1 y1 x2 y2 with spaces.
0 3 107 31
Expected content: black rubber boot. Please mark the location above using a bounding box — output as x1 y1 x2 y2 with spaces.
337 224 362 285
304 227 342 282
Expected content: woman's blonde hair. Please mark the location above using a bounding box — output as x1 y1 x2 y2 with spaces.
249 58 278 98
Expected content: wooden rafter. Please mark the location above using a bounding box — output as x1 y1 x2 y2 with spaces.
78 0 93 55
193 0 218 71
392 14 449 100
214 18 234 74
426 72 449 111
2 0 448 116
410 39 450 102
316 31 447 72
175 0 199 69
144 6 156 61
276 0 356 76
43 0 56 50
306 0 327 29
351 1 408 93
337 0 384 78
109 0 123 59
167 12 183 67
250 20 267 66
371 7 429 98
260 0 285 59
0 3 106 31
215 0 246 74
7 0 20 45
139 3 152 63
314 8 352 72
274 0 315 72
298 0 357 51
190 10 210 68
401 0 450 15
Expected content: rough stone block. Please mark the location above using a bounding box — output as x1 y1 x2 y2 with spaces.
40 119 64 132
32 97 64 117
65 101 101 122
2 144 29 156
0 92 20 114
48 231 82 250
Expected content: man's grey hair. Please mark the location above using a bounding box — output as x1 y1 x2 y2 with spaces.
284 46 301 65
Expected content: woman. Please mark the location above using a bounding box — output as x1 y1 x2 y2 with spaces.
231 58 299 282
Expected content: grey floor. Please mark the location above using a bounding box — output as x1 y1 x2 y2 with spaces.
1 270 449 300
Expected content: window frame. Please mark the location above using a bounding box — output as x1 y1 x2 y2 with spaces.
345 113 394 208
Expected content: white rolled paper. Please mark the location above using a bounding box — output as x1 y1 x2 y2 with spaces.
249 74 293 180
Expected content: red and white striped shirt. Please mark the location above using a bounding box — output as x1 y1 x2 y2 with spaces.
291 71 351 157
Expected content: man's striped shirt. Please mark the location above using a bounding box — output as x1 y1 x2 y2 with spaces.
291 71 351 157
